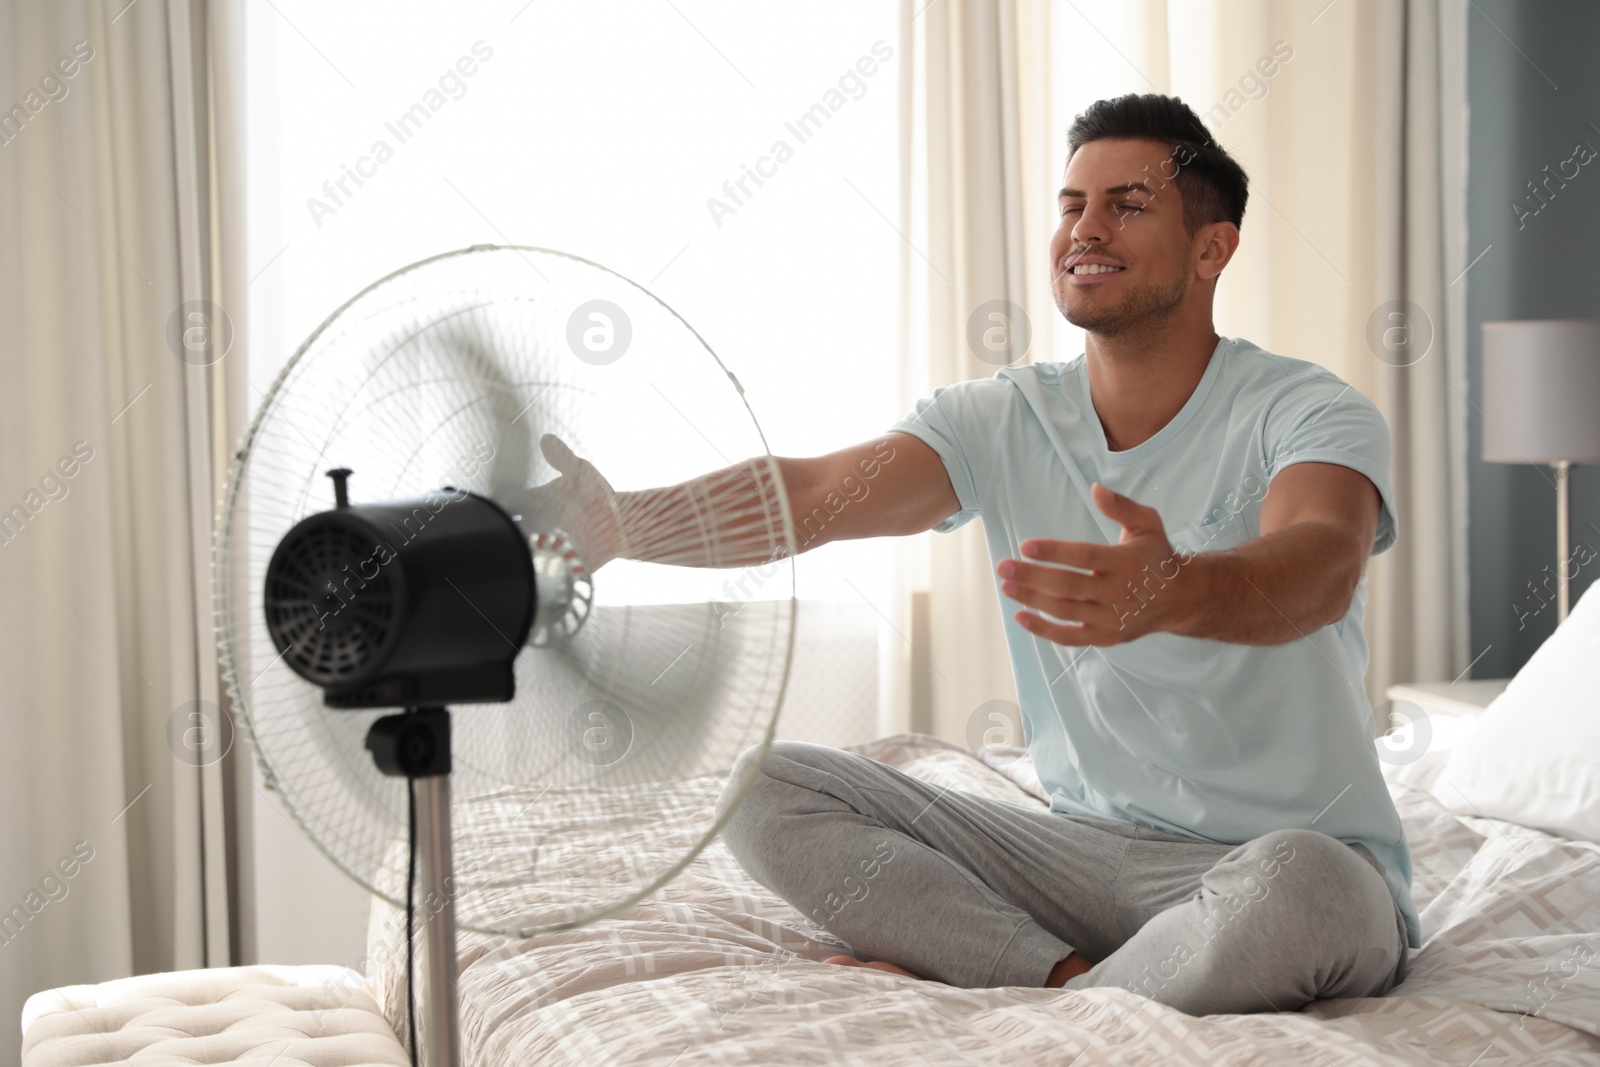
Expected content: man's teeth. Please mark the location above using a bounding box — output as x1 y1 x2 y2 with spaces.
1070 263 1124 275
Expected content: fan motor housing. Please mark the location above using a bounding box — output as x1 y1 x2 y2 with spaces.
264 488 535 708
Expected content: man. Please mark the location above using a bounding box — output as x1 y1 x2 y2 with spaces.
535 92 1415 1016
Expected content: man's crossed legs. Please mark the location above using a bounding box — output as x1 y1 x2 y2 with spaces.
717 740 1408 1016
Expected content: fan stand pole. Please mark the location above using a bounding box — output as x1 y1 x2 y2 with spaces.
415 768 461 1067
365 706 462 1067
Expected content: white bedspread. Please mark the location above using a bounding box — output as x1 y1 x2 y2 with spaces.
368 734 1600 1065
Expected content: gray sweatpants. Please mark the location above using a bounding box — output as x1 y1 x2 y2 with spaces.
717 740 1409 1016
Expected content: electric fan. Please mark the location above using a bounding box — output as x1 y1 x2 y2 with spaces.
214 246 798 1066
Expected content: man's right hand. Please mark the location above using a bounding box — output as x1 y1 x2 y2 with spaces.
505 434 625 572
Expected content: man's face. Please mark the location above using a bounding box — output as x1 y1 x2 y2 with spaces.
1049 138 1202 337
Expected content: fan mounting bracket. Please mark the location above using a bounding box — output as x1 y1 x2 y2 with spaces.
364 707 452 779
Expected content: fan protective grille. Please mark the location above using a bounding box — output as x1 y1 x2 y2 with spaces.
215 245 796 937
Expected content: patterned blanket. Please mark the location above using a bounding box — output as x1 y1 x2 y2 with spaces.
368 734 1600 1065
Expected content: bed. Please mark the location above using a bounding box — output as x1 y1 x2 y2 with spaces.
365 731 1600 1066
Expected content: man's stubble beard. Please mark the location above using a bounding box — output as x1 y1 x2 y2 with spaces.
1054 268 1190 339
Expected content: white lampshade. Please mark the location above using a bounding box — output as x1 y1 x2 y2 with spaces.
1481 319 1600 464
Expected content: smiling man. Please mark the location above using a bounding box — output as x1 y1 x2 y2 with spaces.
535 92 1415 1016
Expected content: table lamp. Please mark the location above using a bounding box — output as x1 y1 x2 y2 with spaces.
1481 319 1600 622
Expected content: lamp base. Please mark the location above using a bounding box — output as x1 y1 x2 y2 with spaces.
1556 460 1571 624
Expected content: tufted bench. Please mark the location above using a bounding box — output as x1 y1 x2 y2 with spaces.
20 964 409 1066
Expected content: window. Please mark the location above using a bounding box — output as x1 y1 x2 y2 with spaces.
247 2 904 742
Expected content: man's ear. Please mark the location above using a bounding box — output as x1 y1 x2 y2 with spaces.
1195 221 1240 281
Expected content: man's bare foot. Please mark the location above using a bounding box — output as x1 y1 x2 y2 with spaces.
824 955 926 980
1045 952 1095 988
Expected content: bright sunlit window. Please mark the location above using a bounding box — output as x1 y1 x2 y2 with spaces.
246 1 903 606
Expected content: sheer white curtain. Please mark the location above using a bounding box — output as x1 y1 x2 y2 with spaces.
1346 0 1471 699
887 0 1054 742
894 0 1469 736
0 0 246 1048
241 1 907 968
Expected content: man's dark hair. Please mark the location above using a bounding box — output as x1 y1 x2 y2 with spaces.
1065 93 1249 236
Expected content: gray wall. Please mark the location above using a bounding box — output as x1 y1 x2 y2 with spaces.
1467 0 1600 677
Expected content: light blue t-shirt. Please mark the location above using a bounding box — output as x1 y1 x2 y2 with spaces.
888 335 1420 948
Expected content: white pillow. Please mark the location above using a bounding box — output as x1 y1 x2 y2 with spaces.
1433 580 1600 840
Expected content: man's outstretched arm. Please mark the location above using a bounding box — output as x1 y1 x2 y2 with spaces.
1170 463 1379 643
995 462 1380 647
526 431 960 571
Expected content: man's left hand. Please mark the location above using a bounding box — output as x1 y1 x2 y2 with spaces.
996 483 1195 647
